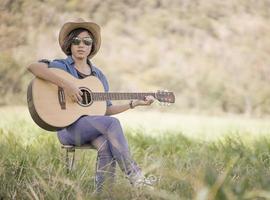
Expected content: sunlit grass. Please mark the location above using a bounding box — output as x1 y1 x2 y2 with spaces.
2 106 269 141
1 106 270 199
117 108 270 142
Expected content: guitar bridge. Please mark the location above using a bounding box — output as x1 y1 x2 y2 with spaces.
58 87 66 110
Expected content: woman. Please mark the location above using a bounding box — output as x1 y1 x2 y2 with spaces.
27 18 155 192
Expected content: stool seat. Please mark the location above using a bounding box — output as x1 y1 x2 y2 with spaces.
61 144 94 151
61 144 95 173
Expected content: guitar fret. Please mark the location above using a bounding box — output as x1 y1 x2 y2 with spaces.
92 92 156 101
139 93 142 100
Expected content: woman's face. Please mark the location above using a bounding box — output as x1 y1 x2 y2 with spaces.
70 31 93 60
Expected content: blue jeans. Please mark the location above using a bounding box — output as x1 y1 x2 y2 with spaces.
57 115 141 191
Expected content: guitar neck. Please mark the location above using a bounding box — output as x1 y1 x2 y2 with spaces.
92 92 156 101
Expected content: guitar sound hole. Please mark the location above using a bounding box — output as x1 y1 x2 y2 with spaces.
78 87 93 107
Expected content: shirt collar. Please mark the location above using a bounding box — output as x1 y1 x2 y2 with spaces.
66 56 74 65
90 63 98 75
66 56 97 76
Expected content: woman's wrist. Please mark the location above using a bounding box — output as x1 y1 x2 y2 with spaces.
61 79 70 89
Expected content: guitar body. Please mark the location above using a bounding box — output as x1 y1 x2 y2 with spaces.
27 68 175 131
27 68 106 131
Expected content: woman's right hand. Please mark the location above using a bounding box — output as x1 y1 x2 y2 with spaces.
27 62 83 102
62 80 83 102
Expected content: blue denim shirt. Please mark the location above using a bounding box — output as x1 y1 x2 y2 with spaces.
39 56 112 107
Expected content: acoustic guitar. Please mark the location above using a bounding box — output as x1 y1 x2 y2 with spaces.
27 68 175 131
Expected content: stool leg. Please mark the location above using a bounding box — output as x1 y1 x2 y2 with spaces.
65 149 70 173
65 149 75 173
94 154 98 192
70 150 75 170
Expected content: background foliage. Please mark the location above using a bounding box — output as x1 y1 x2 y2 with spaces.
1 0 270 115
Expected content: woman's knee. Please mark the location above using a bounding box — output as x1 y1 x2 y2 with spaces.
81 115 121 129
107 116 121 128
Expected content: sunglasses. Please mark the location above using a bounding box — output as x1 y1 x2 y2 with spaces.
71 37 93 46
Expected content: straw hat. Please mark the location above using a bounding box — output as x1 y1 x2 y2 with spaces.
58 18 101 58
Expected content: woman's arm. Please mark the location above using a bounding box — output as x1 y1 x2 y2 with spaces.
105 96 155 115
28 62 67 88
27 62 82 102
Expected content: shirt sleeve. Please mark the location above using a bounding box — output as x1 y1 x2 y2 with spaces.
48 59 68 71
104 76 113 107
38 59 67 71
38 59 51 65
98 70 113 107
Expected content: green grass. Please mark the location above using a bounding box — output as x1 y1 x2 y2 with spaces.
1 106 270 199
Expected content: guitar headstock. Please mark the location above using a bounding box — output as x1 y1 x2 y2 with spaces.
155 90 175 104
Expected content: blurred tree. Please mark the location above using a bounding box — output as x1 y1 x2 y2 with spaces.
1 0 270 116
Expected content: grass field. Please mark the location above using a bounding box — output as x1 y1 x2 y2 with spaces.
0 106 270 199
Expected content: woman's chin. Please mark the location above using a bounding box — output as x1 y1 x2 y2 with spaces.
74 54 87 59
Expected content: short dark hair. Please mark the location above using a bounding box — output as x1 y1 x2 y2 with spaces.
62 28 95 57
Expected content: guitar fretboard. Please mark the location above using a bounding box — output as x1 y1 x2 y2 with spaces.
92 92 156 101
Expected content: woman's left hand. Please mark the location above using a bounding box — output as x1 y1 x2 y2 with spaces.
133 95 155 107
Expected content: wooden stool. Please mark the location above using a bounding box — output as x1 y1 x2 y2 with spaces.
61 144 95 173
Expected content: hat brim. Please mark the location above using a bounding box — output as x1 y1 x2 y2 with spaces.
59 21 101 58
